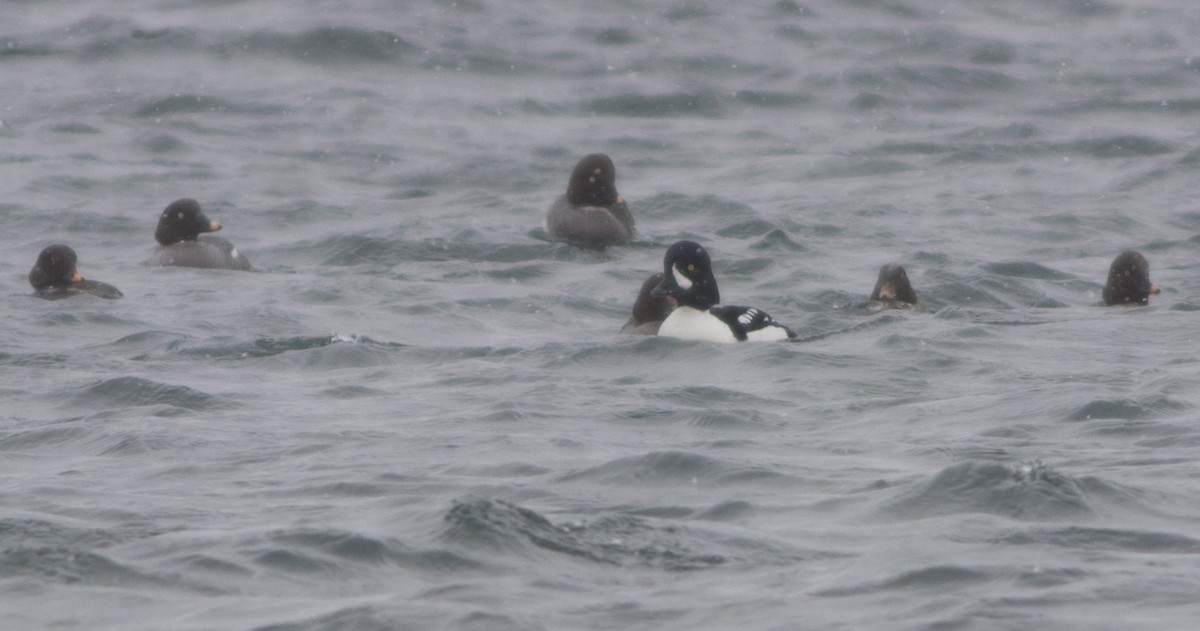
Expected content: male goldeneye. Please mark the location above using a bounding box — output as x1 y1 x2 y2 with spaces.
619 273 676 335
149 198 253 271
1102 250 1159 306
545 153 634 249
869 263 918 306
29 244 123 299
650 240 796 343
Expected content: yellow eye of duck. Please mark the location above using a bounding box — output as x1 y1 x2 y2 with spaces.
687 264 695 272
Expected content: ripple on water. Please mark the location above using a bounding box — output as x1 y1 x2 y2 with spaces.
438 497 807 571
999 526 1200 554
69 376 230 412
0 425 90 451
556 451 794 487
1063 395 1192 422
579 90 726 118
132 94 289 118
0 545 209 592
880 461 1097 521
238 27 422 64
238 527 486 579
815 564 996 597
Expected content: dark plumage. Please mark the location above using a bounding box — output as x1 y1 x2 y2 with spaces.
619 273 676 335
28 244 122 299
149 198 252 271
1102 250 1159 306
869 264 918 305
544 153 634 249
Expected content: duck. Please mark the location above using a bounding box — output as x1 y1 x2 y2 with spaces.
545 153 634 249
29 244 122 299
1102 250 1159 306
650 240 796 343
149 198 252 271
619 273 676 335
868 263 918 306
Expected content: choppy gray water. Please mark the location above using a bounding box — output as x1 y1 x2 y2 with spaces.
4 1 1200 629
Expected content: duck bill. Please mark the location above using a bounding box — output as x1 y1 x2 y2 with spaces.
650 278 680 299
1149 284 1160 295
206 221 222 233
877 283 896 300
71 271 84 283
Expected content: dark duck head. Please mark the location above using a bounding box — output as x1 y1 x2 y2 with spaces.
1102 250 1159 306
566 153 621 207
870 264 918 304
651 240 721 310
29 244 83 290
155 198 221 245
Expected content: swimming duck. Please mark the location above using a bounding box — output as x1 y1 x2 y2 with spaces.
29 244 122 299
651 240 796 343
149 198 252 271
869 263 918 306
1102 250 1159 306
545 153 634 249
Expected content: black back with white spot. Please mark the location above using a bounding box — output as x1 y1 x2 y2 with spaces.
709 305 797 341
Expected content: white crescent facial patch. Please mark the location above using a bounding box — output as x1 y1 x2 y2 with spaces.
672 263 694 290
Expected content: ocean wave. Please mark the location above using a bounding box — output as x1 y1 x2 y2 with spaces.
579 90 726 118
881 460 1097 521
238 27 421 64
1000 526 1200 554
640 192 762 225
249 606 400 631
318 384 388 399
0 545 202 591
178 334 390 361
979 261 1072 281
277 232 581 268
846 64 1018 94
133 94 289 118
70 376 230 411
222 527 485 587
33 18 423 66
816 564 996 597
0 516 158 549
1060 135 1176 159
557 451 794 487
0 425 89 451
438 497 804 571
1064 395 1192 422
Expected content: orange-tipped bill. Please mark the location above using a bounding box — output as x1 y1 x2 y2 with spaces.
1149 284 1160 295
207 221 222 232
71 270 84 283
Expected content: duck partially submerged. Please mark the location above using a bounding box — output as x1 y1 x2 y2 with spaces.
545 153 634 249
149 198 252 271
1102 250 1159 306
868 264 918 306
29 244 122 299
